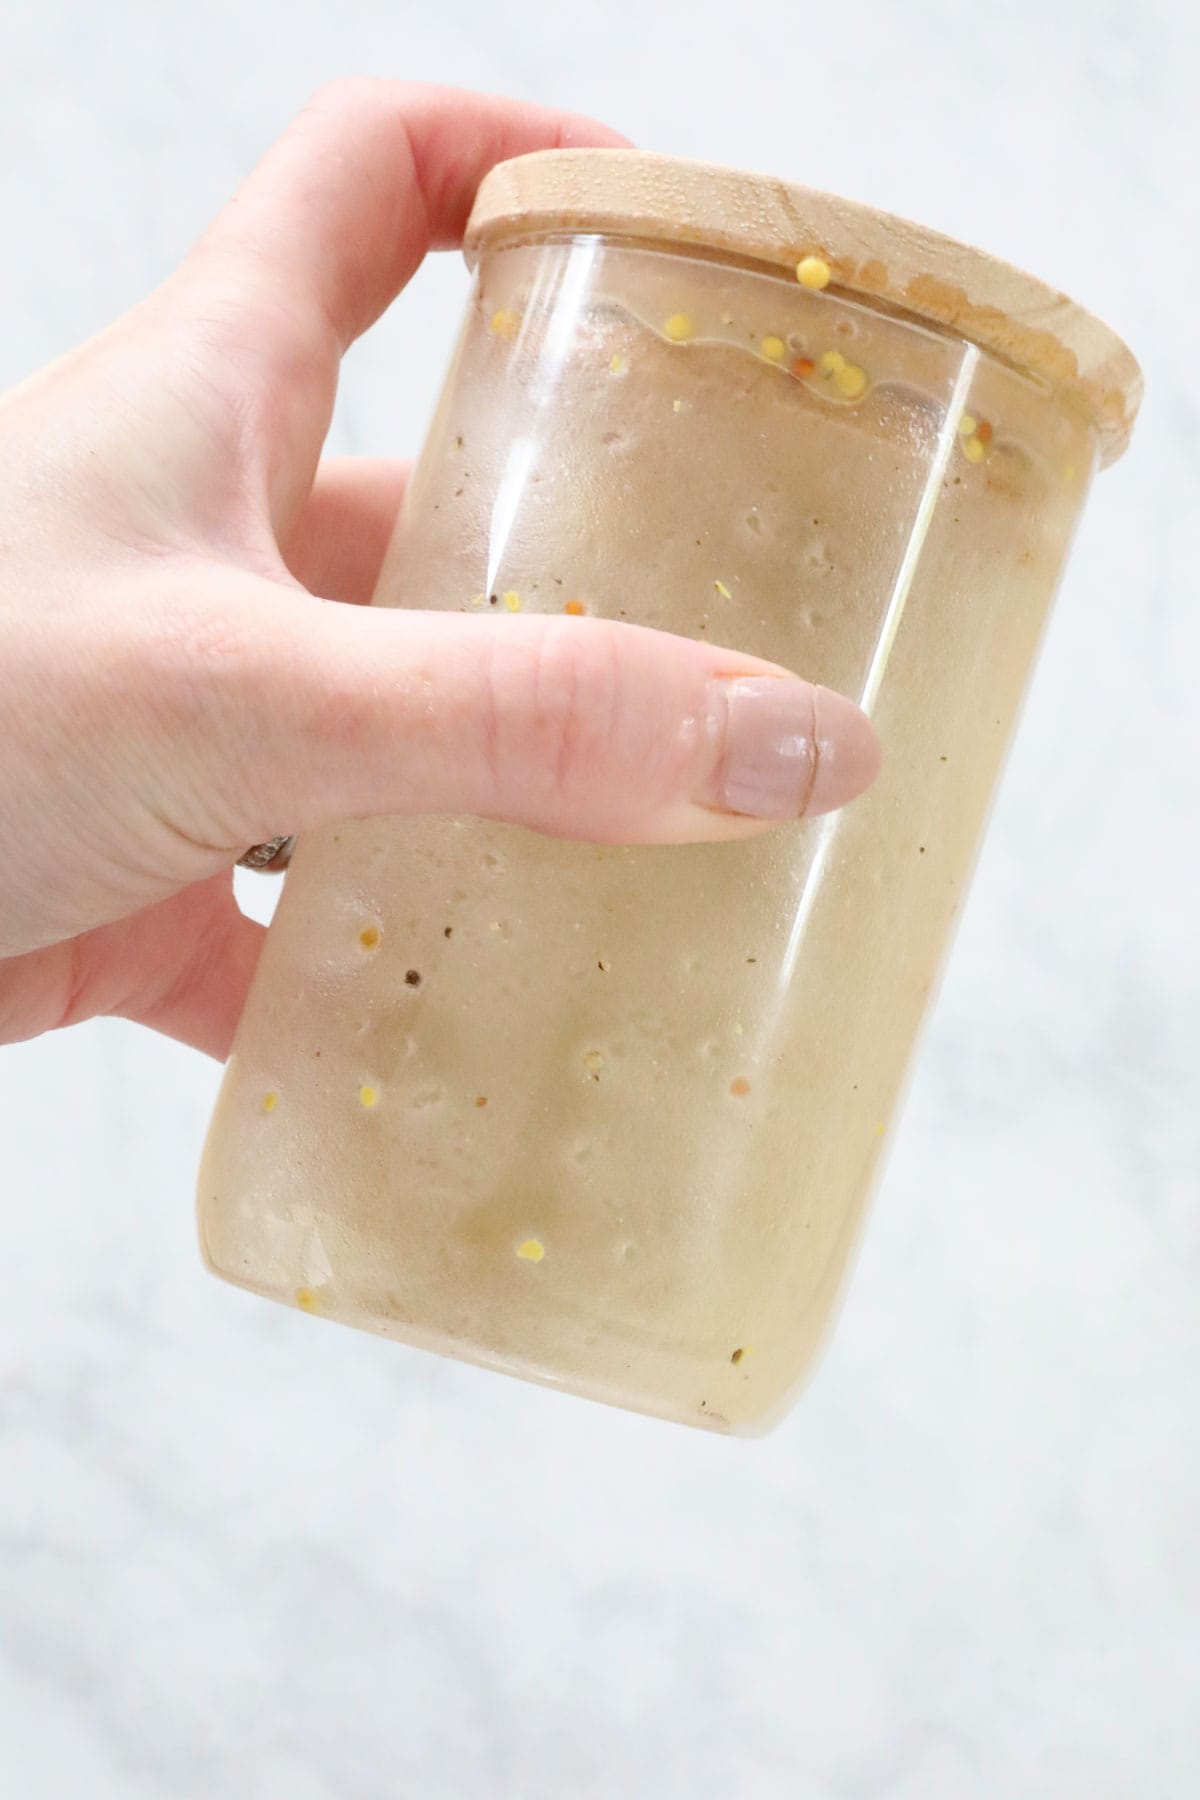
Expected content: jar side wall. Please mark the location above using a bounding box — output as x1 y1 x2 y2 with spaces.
198 236 1094 1433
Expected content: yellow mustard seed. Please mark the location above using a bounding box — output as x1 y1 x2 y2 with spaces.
958 413 978 438
819 349 846 376
489 309 519 338
714 579 732 599
359 1085 380 1109
296 1288 320 1312
796 256 832 290
963 436 987 464
262 1091 279 1113
672 398 683 414
609 353 624 373
516 1239 545 1263
664 312 693 342
502 590 522 612
760 335 787 363
833 362 869 400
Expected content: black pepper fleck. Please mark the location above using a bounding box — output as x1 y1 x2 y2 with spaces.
405 969 422 987
444 927 453 939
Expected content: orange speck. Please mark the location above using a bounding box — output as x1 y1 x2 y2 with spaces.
359 925 381 950
976 418 994 444
730 1076 751 1097
296 1288 320 1313
791 356 815 379
564 599 586 615
475 1095 488 1108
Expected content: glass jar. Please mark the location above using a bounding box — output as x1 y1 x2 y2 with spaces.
197 151 1140 1434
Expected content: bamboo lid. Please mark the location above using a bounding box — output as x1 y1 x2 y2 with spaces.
465 149 1141 468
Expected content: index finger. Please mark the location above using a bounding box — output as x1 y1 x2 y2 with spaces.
185 79 629 360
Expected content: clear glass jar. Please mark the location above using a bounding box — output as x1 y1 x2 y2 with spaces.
197 153 1140 1434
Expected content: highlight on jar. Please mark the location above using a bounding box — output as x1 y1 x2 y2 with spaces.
196 150 1141 1438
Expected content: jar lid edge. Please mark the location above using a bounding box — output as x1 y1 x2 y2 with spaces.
464 148 1141 467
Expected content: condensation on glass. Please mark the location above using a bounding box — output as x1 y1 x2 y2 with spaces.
198 153 1140 1434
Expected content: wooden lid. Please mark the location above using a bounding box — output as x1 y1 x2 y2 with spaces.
465 149 1141 467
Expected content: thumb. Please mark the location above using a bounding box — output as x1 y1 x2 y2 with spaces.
163 575 882 854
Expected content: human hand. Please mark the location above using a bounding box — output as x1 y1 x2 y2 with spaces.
0 80 880 1060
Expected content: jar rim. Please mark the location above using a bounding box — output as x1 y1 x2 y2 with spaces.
465 149 1141 468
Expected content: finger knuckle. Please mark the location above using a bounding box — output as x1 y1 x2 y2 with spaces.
303 75 389 123
485 621 625 813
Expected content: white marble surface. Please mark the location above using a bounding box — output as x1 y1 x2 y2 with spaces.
2 2 1198 1795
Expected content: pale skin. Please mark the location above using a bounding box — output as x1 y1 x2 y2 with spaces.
0 80 879 1062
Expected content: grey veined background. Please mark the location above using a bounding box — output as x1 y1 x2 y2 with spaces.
1 1 1198 1796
